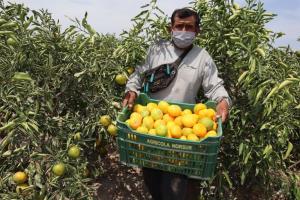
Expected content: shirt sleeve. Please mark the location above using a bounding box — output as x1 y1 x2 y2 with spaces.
201 57 232 108
125 46 152 95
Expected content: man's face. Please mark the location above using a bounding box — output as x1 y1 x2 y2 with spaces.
171 15 198 33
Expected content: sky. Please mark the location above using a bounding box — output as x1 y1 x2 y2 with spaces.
5 0 300 50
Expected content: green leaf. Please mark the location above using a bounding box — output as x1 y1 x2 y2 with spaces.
283 141 293 160
239 143 244 156
222 171 233 188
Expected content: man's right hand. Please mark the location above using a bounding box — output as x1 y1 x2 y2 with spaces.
122 91 137 110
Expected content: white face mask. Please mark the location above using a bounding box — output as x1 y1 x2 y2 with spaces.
171 31 196 49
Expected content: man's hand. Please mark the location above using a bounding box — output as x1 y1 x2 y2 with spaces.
122 91 137 110
216 99 229 123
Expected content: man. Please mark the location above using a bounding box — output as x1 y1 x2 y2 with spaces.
122 7 231 200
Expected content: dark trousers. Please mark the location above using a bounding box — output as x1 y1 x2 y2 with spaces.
143 168 201 200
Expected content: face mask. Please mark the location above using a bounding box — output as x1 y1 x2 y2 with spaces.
172 31 196 49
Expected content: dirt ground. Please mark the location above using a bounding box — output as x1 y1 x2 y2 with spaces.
95 148 151 200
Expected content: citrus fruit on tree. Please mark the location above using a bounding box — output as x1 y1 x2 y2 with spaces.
7 37 17 46
115 74 127 85
68 146 81 159
127 67 135 75
52 163 66 176
13 171 27 184
99 115 111 127
73 132 81 140
107 124 118 136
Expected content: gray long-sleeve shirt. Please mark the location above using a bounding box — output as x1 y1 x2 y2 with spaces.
125 40 231 106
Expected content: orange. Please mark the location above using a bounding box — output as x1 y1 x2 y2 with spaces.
167 121 176 130
148 129 156 135
99 115 111 127
206 108 216 120
130 112 142 120
158 101 169 114
174 116 183 127
182 109 192 115
133 104 144 113
52 163 66 176
192 114 200 122
168 105 182 117
163 114 174 123
213 122 217 130
181 114 197 128
136 126 148 134
13 171 27 184
129 117 142 130
151 108 163 120
198 109 208 119
146 102 158 112
142 116 154 129
182 127 193 136
199 117 214 131
205 130 218 138
127 67 135 75
155 125 168 137
107 124 118 136
68 146 81 158
154 119 166 129
194 103 207 114
115 74 127 85
140 109 150 117
180 135 187 140
187 134 200 141
167 129 172 138
193 123 207 138
170 125 182 138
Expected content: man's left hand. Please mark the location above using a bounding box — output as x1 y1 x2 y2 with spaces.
216 99 229 123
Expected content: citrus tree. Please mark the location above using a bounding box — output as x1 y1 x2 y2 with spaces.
0 1 128 199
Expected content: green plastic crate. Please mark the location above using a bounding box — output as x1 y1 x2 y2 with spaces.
116 93 222 180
